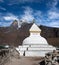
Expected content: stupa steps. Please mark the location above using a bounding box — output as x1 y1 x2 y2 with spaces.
30 45 53 47
19 45 54 48
16 45 56 56
16 46 55 56
16 47 55 51
16 44 56 57
17 44 56 52
19 47 55 51
25 51 50 57
19 50 53 57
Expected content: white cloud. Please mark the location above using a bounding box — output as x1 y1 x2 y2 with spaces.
1 8 59 28
45 10 59 27
3 13 21 27
48 11 59 19
34 11 44 22
34 11 42 18
3 13 19 21
46 0 59 28
0 13 19 27
47 0 58 10
0 0 4 2
8 0 41 5
20 7 34 22
0 21 12 27
0 5 59 28
20 6 59 28
48 21 59 27
0 6 6 11
52 0 58 8
20 7 44 25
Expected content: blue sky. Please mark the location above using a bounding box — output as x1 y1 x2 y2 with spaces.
0 0 59 27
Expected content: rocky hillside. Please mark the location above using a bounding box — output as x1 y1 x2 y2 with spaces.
0 20 59 47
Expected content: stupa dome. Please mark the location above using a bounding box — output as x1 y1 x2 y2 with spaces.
23 23 48 45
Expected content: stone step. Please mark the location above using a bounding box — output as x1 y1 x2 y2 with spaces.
18 45 29 48
19 50 53 56
30 45 53 47
19 51 24 56
28 47 56 51
20 47 27 51
25 51 49 57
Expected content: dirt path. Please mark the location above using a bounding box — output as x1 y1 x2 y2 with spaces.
4 56 43 65
3 48 43 65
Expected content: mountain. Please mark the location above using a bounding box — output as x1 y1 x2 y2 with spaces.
11 20 18 28
0 20 59 47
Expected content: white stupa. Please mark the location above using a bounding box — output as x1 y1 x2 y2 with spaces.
16 23 56 57
23 23 48 45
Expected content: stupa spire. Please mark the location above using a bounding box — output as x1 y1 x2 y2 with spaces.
29 22 41 32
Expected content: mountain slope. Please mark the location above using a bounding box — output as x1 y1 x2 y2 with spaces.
0 21 59 47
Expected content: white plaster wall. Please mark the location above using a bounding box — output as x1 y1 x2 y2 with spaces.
25 51 47 57
28 47 55 51
20 47 27 51
19 51 24 56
